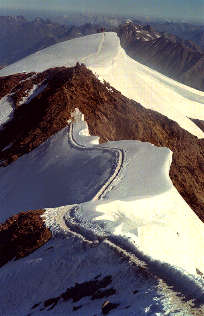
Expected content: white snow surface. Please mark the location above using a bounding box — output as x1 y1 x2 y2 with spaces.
19 82 47 106
1 117 204 277
0 125 116 222
1 118 204 315
44 120 204 277
2 234 204 316
0 95 14 129
1 33 204 315
0 32 203 138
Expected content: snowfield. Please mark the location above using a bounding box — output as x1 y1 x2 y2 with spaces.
1 117 204 315
44 118 204 277
0 125 117 222
0 95 14 129
0 32 203 138
0 33 204 315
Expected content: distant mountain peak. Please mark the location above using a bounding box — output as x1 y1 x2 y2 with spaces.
119 21 161 43
118 21 204 90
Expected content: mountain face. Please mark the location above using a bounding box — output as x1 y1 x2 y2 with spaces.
0 64 204 315
0 64 203 222
118 21 204 91
0 32 204 315
149 21 204 50
0 32 203 222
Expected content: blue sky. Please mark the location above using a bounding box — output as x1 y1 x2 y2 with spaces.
0 0 204 22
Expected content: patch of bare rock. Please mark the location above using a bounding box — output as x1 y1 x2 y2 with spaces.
0 209 51 267
31 275 118 313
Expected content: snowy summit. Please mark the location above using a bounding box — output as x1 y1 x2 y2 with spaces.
0 32 203 138
0 32 204 315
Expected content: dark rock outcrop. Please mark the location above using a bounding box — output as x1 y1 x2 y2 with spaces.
0 209 51 267
32 275 115 312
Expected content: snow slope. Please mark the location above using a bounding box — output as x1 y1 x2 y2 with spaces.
1 116 204 315
1 33 204 315
0 95 14 129
3 230 204 316
2 231 204 316
1 112 204 276
0 32 203 138
44 119 204 277
0 126 117 222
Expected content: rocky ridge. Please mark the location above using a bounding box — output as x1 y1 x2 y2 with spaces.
118 21 204 91
0 209 51 267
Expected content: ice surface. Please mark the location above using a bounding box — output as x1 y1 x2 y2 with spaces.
0 32 203 137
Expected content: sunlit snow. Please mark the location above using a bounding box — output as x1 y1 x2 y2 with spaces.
44 120 204 277
0 32 203 137
1 33 204 315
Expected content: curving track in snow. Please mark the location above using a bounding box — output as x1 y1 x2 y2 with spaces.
69 122 124 201
1 32 203 137
42 119 204 309
47 120 124 243
80 32 105 65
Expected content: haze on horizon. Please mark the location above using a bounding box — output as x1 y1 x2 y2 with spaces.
0 0 203 23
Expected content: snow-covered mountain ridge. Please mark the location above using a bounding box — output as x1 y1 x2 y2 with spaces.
1 113 204 315
0 32 203 138
0 33 204 315
0 64 203 221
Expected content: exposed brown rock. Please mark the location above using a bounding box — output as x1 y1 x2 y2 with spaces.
0 209 51 267
32 275 114 312
0 64 203 221
0 72 34 99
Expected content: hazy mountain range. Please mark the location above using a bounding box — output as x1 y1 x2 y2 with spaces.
1 16 204 92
